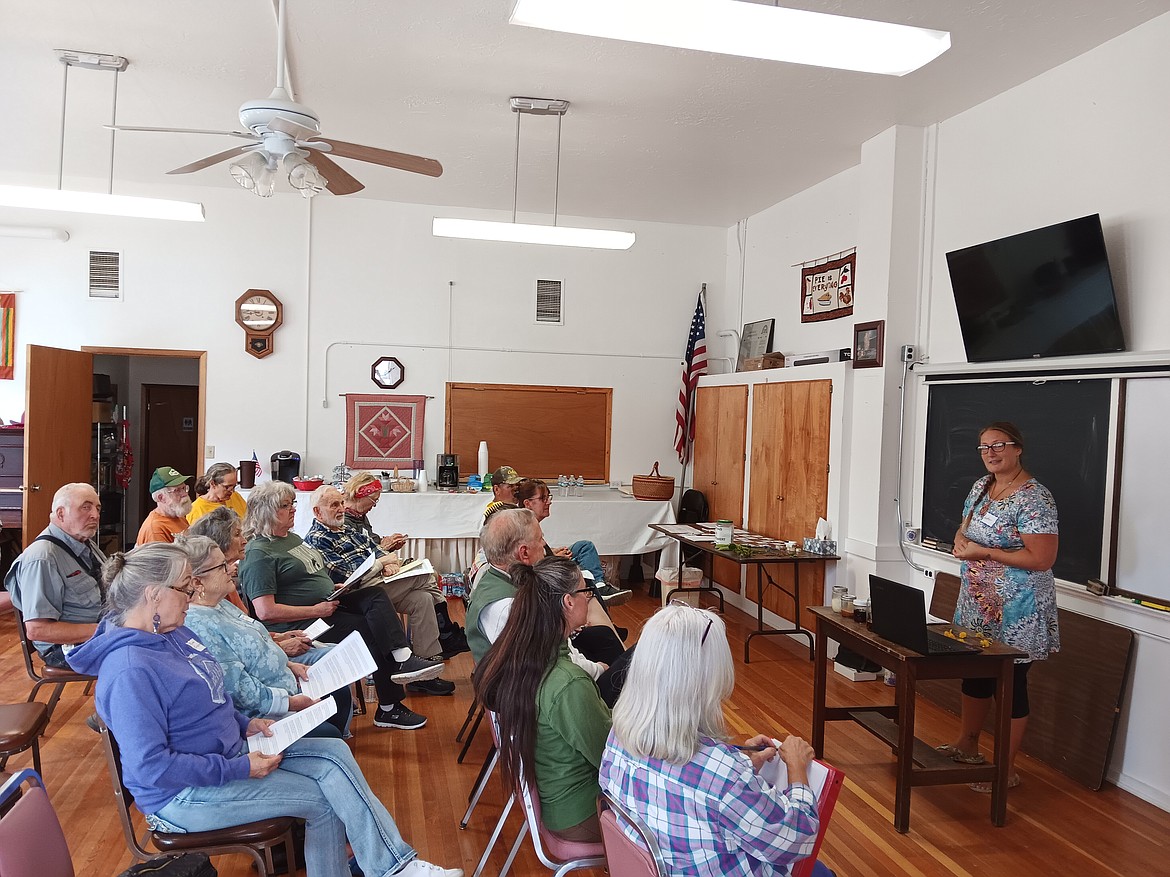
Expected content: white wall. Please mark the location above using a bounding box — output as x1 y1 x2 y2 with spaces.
0 183 725 494
708 12 1170 811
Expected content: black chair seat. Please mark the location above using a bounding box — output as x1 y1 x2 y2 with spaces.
152 816 297 852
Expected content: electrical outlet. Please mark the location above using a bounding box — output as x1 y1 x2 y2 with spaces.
900 344 916 362
205 444 215 457
904 526 920 544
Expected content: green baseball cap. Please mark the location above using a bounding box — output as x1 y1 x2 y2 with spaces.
149 466 190 494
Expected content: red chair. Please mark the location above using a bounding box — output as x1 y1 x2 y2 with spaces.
0 769 74 877
598 788 666 877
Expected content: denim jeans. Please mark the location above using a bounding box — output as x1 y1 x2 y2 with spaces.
569 539 606 584
151 737 415 877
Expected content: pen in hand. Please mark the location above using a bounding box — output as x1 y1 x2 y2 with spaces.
733 744 770 752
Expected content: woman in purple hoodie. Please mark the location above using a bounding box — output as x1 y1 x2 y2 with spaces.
67 543 460 877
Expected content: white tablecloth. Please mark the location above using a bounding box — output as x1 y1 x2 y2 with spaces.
273 485 677 573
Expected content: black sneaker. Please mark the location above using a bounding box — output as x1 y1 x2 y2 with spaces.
593 583 632 606
440 630 471 659
390 654 444 684
406 678 456 696
373 703 427 730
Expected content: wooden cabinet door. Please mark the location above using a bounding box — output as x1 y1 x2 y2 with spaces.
748 380 831 631
693 386 747 590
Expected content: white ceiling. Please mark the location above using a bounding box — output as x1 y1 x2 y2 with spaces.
5 0 1169 227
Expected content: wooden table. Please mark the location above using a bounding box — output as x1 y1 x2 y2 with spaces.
810 606 1027 832
649 524 838 662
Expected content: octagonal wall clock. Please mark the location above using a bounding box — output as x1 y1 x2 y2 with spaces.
371 356 406 389
235 289 283 359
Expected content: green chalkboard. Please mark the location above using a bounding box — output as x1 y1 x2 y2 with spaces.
921 378 1111 585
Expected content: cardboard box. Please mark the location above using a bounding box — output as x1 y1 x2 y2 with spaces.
739 353 786 372
92 401 114 422
833 662 882 682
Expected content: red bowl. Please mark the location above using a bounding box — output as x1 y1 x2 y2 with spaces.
293 477 324 491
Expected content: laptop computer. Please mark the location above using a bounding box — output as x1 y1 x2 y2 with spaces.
869 575 980 655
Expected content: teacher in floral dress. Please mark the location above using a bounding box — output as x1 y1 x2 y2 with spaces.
940 421 1059 792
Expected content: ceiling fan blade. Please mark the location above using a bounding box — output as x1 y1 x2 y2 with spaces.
312 137 443 177
268 116 319 142
107 124 257 141
307 152 365 196
166 145 257 175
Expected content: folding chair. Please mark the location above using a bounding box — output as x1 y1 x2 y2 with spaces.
0 769 74 877
12 607 95 720
598 789 667 877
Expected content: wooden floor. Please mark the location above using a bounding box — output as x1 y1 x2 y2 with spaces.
2 584 1167 876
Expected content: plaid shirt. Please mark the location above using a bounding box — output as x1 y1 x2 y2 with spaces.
600 733 819 876
303 519 379 585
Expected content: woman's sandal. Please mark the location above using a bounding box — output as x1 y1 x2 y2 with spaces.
935 743 986 764
970 773 1021 793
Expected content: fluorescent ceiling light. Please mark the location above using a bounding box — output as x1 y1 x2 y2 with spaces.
0 224 70 242
433 218 635 250
510 0 951 76
0 185 205 222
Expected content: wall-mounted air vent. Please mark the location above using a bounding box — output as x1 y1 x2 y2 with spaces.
88 250 122 300
536 278 563 325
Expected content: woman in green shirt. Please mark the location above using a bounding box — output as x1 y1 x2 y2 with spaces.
474 556 611 842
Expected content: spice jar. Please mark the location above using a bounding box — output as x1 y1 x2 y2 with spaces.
831 586 847 614
853 599 869 625
840 594 855 617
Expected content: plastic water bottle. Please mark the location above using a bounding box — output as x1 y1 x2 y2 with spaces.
577 475 586 496
364 675 377 703
558 475 568 497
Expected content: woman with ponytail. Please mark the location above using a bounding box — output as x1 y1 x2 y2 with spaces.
473 555 610 842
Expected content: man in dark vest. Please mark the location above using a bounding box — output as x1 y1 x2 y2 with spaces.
6 483 106 668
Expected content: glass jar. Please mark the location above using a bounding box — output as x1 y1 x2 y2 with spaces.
831 586 847 613
840 594 855 617
714 520 734 549
853 599 869 625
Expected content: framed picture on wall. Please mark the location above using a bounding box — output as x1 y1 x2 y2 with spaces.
852 320 884 369
736 319 775 370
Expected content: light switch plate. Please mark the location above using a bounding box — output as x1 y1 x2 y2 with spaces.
205 444 215 457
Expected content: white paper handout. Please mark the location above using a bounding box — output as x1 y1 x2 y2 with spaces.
247 697 338 756
326 550 379 600
384 557 433 584
298 630 378 699
301 618 332 640
758 739 831 798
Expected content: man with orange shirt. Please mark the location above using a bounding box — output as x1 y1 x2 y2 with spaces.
136 466 192 545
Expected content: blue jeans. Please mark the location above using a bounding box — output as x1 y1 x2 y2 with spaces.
569 540 606 585
151 737 415 877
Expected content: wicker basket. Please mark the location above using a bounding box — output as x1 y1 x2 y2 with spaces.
632 461 675 501
389 467 416 493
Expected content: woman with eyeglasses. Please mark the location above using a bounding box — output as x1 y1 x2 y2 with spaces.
601 603 830 877
943 421 1059 791
67 543 462 877
175 534 351 738
473 555 611 843
188 462 247 526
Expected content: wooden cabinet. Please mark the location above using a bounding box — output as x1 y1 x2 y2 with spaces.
748 380 831 631
693 385 747 590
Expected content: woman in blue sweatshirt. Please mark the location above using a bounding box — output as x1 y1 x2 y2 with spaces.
67 543 460 877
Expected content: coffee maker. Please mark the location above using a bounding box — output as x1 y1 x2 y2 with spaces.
271 450 301 484
436 453 459 489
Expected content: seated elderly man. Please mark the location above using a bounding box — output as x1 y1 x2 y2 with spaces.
304 485 464 693
136 466 192 545
5 482 105 668
466 508 630 705
341 472 408 552
482 465 522 522
238 480 448 731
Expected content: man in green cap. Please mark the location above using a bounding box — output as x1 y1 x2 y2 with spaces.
136 465 192 545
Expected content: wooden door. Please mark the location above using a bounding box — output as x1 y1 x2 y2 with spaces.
139 384 199 521
748 380 831 631
23 345 93 545
693 385 747 589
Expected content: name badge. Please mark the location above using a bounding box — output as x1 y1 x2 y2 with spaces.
979 512 998 527
186 638 206 652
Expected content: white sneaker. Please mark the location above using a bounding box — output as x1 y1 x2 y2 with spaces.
395 861 463 877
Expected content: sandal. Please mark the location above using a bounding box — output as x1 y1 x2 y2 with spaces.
970 773 1021 793
935 743 986 764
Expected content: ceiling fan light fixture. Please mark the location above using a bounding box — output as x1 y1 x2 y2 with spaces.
285 154 327 198
432 218 635 250
509 0 950 76
0 185 204 222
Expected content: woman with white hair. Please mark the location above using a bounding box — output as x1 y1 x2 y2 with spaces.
600 603 832 877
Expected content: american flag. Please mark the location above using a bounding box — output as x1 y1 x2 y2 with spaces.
674 290 708 464
252 450 264 483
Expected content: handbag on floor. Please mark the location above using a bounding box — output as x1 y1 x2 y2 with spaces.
117 853 217 877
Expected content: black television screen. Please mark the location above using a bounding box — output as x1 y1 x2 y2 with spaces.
945 214 1125 362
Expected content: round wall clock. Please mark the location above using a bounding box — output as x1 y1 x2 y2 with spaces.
235 289 283 359
371 356 406 389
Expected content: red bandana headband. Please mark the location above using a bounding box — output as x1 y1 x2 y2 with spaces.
354 480 382 498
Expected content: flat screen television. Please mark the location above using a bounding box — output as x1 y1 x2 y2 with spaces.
945 213 1125 362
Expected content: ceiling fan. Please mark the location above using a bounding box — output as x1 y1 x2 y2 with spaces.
109 0 442 198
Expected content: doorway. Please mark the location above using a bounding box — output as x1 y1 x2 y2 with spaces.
138 383 200 527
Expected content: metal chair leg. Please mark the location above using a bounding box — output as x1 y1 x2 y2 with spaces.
456 699 479 743
470 794 515 877
461 745 498 827
457 706 485 763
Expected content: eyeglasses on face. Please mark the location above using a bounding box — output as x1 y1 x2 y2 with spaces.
168 583 197 599
977 441 1018 454
194 561 229 577
571 587 595 600
278 500 297 510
